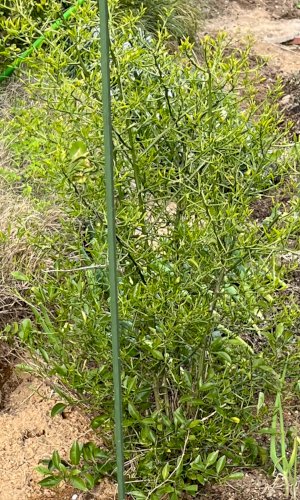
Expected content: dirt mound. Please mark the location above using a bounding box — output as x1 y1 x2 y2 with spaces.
211 0 299 19
204 2 300 74
0 343 117 500
283 72 300 134
0 346 113 500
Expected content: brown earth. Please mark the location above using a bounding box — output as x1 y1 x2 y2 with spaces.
205 1 300 74
209 0 299 19
0 349 116 500
198 471 300 499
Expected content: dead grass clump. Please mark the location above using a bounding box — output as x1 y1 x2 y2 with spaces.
0 184 62 328
0 79 26 121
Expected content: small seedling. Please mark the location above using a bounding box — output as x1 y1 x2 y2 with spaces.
270 363 299 499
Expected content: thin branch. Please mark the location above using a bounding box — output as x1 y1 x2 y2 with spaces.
44 264 106 273
147 431 190 499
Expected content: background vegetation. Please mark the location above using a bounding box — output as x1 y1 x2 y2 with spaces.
0 0 198 70
0 0 300 498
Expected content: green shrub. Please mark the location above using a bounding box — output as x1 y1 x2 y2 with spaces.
0 0 198 71
1 1 300 497
0 0 63 67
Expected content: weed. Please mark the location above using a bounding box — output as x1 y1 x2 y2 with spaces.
270 364 300 499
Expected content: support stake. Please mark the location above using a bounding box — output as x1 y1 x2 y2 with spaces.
98 1 125 498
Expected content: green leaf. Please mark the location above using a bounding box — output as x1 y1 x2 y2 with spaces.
54 365 68 377
18 318 32 342
140 426 156 445
36 465 52 475
175 455 183 477
224 285 238 296
69 140 88 162
51 403 66 418
93 448 108 459
189 419 202 428
227 337 254 354
275 323 284 339
128 491 147 499
83 473 96 489
82 443 93 462
198 382 215 392
191 454 205 471
257 392 265 414
162 462 170 480
39 347 50 363
70 441 81 465
52 451 61 469
226 472 244 480
215 351 232 364
156 485 174 495
196 474 206 485
173 407 186 427
184 484 198 493
91 415 106 429
128 402 141 420
69 476 88 491
151 349 164 360
206 450 219 467
11 271 30 281
39 476 62 488
216 455 226 474
259 427 277 435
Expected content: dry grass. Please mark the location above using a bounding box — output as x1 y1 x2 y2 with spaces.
0 182 62 327
0 81 65 328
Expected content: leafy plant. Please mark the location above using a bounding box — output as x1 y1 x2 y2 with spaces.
270 364 300 499
115 0 199 39
37 441 112 491
0 0 198 72
1 0 300 496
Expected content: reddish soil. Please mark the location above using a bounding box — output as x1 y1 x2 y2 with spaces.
205 1 300 74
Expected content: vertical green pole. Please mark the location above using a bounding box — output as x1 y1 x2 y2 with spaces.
98 1 125 498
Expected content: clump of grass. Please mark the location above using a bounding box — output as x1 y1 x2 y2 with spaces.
0 182 63 328
116 0 199 39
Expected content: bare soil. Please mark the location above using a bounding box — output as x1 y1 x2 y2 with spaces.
209 0 299 19
198 470 300 499
0 349 116 500
205 1 300 74
0 366 72 499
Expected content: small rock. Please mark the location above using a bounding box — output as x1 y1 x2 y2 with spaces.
71 495 78 500
281 94 292 106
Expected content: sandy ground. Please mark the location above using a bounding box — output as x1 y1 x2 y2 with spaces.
205 0 300 74
0 365 116 500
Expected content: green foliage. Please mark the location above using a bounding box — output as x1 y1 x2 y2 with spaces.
1 0 300 496
114 0 199 39
270 364 299 500
0 0 63 66
0 0 198 71
37 441 111 491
